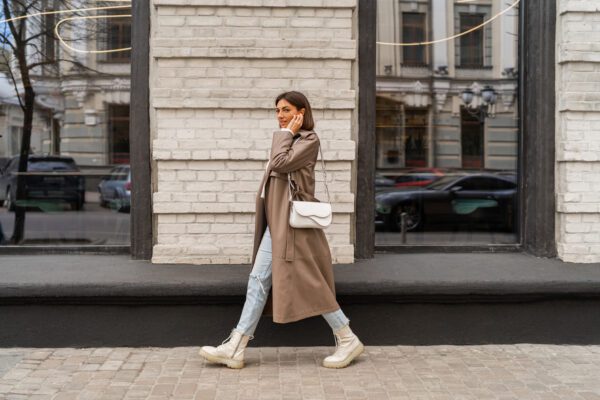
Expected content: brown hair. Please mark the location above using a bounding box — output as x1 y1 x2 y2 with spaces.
275 91 315 131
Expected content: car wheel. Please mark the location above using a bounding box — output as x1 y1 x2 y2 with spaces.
392 203 422 232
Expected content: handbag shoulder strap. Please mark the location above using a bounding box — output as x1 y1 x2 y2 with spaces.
287 135 331 203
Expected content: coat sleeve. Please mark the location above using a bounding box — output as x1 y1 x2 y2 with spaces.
269 130 319 173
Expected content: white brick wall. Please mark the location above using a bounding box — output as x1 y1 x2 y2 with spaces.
150 1 357 264
556 0 600 262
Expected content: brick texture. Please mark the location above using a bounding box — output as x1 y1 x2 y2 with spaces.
150 1 357 264
556 0 600 262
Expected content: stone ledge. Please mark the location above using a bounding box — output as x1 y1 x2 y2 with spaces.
153 0 357 8
2 253 600 300
153 47 356 60
559 1 600 14
151 89 356 109
152 38 356 50
558 43 600 63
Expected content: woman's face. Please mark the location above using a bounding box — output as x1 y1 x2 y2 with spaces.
275 99 304 129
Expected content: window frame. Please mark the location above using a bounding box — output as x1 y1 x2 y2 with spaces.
401 12 428 67
1 0 554 259
356 0 557 258
97 6 132 64
457 12 485 69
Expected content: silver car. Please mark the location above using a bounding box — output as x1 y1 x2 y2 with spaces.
97 165 131 212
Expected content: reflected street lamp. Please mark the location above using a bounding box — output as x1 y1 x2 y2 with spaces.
460 85 497 119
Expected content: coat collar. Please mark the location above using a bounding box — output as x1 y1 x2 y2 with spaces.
296 129 314 139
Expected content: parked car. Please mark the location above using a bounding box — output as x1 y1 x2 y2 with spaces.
98 165 131 213
0 155 85 211
375 172 517 232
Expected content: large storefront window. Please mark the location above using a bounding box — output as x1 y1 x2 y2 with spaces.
375 0 519 245
0 1 132 247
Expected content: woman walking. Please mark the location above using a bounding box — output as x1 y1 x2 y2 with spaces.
199 91 364 369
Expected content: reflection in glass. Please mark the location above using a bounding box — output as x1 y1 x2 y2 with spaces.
376 0 519 245
0 1 131 246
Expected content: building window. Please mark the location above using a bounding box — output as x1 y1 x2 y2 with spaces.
404 109 428 167
376 96 404 169
458 13 485 68
41 0 56 76
99 8 131 63
376 0 519 247
108 104 130 164
460 107 484 169
402 13 427 66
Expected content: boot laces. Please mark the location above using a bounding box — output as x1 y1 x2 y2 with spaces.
221 331 233 346
221 329 254 346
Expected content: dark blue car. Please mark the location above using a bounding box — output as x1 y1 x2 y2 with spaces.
0 155 85 211
375 172 517 232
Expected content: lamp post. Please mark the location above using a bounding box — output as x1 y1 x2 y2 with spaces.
460 85 497 119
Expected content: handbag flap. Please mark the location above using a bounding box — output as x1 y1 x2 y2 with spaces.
291 201 331 218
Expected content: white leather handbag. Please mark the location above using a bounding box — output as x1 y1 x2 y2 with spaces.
288 137 332 229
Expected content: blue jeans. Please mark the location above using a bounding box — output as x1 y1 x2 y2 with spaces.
235 226 350 337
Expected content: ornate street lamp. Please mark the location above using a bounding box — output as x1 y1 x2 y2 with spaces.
460 85 497 119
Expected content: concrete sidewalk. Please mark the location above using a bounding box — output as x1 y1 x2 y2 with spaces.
1 345 600 399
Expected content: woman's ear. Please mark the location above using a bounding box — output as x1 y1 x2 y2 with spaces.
299 108 306 115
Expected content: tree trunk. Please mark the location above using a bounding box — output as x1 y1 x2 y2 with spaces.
9 87 34 244
9 42 35 244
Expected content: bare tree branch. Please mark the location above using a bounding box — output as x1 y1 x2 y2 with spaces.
28 57 126 78
0 34 18 53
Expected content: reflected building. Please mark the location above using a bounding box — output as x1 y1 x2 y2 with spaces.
0 3 132 246
376 0 519 172
0 4 131 170
0 73 52 161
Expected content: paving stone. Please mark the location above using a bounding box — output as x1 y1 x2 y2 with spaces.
0 346 599 399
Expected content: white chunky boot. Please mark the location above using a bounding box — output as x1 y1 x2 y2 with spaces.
322 324 364 368
198 329 252 369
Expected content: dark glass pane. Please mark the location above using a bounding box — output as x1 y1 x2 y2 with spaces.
376 0 519 245
0 2 132 246
459 14 484 68
402 13 426 66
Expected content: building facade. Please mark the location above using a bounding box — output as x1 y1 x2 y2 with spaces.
1 0 598 264
146 0 599 264
0 3 131 168
555 0 600 262
150 0 358 264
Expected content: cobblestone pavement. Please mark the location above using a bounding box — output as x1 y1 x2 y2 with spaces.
1 345 600 400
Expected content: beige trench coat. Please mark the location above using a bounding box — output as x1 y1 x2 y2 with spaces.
251 128 341 324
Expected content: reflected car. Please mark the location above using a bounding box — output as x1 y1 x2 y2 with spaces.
0 155 85 211
376 168 450 192
375 173 517 232
98 165 131 213
375 173 396 192
392 167 450 188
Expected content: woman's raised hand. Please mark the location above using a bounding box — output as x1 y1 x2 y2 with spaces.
286 114 303 134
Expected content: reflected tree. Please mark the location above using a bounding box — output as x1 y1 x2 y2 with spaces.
0 0 129 243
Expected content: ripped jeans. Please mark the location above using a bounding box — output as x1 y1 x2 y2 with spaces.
234 225 350 337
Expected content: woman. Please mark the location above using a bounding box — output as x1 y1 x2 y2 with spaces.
199 91 363 369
